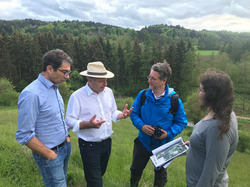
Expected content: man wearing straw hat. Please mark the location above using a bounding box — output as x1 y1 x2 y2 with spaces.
66 61 133 187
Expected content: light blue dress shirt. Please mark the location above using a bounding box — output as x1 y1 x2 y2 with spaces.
16 74 68 149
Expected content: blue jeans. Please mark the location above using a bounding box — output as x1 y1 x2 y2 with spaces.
32 141 71 187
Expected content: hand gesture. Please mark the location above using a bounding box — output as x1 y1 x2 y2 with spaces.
118 104 134 120
89 114 106 128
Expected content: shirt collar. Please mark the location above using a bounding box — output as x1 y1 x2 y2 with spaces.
85 83 98 96
152 90 166 100
84 83 92 96
38 73 55 89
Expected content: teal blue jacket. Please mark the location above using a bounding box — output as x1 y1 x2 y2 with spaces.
130 85 188 151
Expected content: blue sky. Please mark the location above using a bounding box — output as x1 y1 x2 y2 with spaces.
0 0 250 32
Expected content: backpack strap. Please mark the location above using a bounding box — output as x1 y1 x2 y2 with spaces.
141 89 179 118
169 93 179 118
140 88 148 106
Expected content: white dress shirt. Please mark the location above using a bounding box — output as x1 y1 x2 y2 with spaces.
65 83 122 142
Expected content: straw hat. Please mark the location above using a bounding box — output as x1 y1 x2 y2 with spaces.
80 61 114 78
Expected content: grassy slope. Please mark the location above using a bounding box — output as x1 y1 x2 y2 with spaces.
0 106 249 187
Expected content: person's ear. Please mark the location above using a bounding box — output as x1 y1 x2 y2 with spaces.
46 65 54 73
163 78 167 84
88 77 93 84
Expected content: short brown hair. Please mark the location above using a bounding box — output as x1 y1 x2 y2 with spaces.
42 49 73 72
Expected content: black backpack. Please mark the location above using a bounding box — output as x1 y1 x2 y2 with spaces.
140 89 179 118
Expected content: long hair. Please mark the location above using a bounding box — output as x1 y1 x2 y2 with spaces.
200 69 234 138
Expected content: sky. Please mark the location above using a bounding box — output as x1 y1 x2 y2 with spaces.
0 0 250 32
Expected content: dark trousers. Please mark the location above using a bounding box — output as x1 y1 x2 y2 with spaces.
130 138 168 187
78 138 112 187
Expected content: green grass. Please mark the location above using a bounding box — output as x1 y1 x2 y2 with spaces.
0 106 250 187
195 50 220 56
193 45 220 56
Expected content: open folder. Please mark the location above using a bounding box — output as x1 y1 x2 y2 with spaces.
150 137 189 168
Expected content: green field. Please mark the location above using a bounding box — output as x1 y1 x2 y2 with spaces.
195 50 220 56
194 45 220 56
0 106 250 187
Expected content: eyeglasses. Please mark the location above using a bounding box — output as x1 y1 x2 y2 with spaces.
147 76 158 81
57 68 71 76
198 88 205 92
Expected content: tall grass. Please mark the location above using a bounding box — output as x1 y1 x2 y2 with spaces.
0 106 43 187
0 106 250 187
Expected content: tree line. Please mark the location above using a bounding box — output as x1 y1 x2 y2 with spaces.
0 19 250 107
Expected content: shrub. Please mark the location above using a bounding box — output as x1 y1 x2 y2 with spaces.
0 77 15 94
58 82 73 104
184 126 193 137
122 85 143 98
183 91 206 124
0 78 19 106
123 97 134 109
116 97 134 111
0 92 19 106
237 130 250 153
16 79 29 92
66 70 85 91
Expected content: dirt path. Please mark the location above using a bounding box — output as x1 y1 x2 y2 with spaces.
237 116 250 130
237 116 250 120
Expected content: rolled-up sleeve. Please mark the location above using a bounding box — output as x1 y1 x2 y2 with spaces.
112 110 122 122
16 91 39 145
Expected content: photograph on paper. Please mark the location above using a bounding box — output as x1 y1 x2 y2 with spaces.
150 137 188 167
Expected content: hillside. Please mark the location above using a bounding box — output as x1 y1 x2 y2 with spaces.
0 19 250 114
1 19 250 51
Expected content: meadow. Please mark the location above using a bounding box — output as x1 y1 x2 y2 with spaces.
195 50 220 56
193 45 220 56
0 106 250 187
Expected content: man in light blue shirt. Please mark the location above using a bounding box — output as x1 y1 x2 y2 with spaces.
16 49 73 187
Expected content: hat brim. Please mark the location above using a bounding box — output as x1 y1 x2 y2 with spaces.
79 70 114 78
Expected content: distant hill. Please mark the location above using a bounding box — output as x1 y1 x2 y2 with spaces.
0 19 132 36
1 19 250 107
1 19 250 51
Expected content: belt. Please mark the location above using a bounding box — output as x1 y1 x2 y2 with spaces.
80 137 110 144
51 139 67 151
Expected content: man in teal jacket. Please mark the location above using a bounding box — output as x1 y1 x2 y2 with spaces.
130 60 188 187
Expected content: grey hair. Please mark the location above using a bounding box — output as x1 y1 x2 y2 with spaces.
151 59 172 82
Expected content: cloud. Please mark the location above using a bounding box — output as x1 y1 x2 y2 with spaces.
0 0 250 32
169 14 250 32
0 0 21 17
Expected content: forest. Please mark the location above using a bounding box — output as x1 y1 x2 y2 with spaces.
0 19 250 112
1 19 250 186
